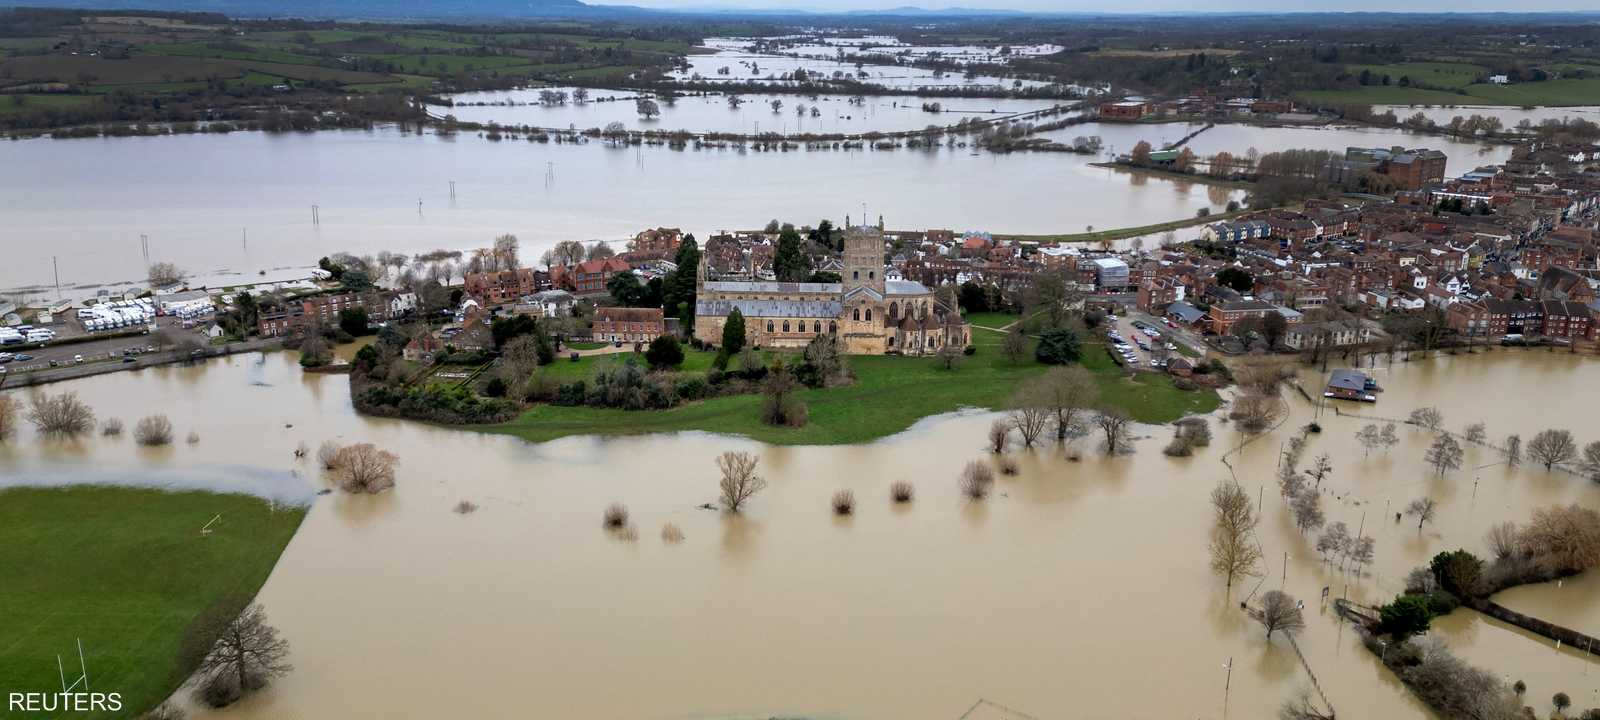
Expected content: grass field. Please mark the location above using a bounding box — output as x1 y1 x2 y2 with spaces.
1298 76 1600 107
0 94 101 115
1347 62 1486 89
0 487 306 718
484 326 1218 446
997 206 1252 245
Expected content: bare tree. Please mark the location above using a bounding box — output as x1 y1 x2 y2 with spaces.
1032 365 1096 442
1464 422 1487 444
134 414 174 446
1000 325 1028 364
492 233 520 271
1527 429 1577 470
1304 453 1333 490
1230 392 1283 434
316 440 343 470
0 394 17 441
890 481 915 503
1290 489 1325 533
1208 481 1262 589
1379 422 1400 454
959 460 995 499
189 602 291 708
1424 434 1464 476
1317 521 1351 564
1094 407 1134 455
987 420 1009 453
1484 521 1519 561
717 451 766 512
661 523 684 543
148 261 187 288
330 443 399 493
1254 590 1305 640
1584 441 1600 482
1517 504 1600 575
26 391 95 436
1408 406 1444 431
1007 392 1050 448
1279 688 1336 720
100 417 124 437
1406 497 1438 535
1165 417 1212 457
1505 434 1522 466
1355 423 1382 458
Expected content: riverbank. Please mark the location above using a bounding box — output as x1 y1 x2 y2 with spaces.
0 486 306 718
480 327 1219 446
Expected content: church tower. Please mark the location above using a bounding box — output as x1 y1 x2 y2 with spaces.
841 225 885 296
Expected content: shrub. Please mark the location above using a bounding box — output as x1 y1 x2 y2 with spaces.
317 440 343 470
330 443 399 493
100 418 124 436
186 431 200 445
831 489 856 515
26 391 95 436
960 461 995 499
556 381 587 406
197 672 242 709
675 376 708 400
484 377 508 397
890 481 915 503
134 414 174 446
1173 377 1196 391
988 420 1009 453
453 500 479 514
999 456 1019 475
661 523 685 543
963 345 975 356
602 503 630 529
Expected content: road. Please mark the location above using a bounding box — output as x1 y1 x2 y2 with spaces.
1 337 280 389
1 317 199 374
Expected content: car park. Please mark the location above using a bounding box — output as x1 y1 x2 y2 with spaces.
15 354 34 361
0 352 12 363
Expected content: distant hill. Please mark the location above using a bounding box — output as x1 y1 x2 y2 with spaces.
7 0 634 20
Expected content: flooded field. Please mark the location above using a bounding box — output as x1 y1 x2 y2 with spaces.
0 128 1241 296
672 45 1057 92
432 87 1066 135
2 347 1596 719
1037 121 1517 174
1375 104 1600 128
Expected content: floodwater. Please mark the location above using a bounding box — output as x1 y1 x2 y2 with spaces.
672 47 1055 92
1037 121 1516 175
1375 104 1600 128
776 37 1065 66
0 128 1242 297
2 347 1596 719
430 87 1067 135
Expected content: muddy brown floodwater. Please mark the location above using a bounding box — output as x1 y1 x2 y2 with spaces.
1 347 1596 719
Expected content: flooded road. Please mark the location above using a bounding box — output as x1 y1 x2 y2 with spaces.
2 347 1596 718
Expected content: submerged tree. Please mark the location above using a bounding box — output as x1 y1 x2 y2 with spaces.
1406 497 1439 535
1208 481 1262 590
26 391 95 437
1409 406 1444 431
1527 428 1577 470
717 451 767 512
187 601 291 708
1255 590 1305 640
331 443 399 493
1424 434 1464 476
1094 407 1135 455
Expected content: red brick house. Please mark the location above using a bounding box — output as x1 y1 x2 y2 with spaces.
553 258 632 297
257 291 392 337
592 307 664 343
464 268 536 306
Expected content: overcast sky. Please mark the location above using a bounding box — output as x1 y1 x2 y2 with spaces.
591 0 1592 12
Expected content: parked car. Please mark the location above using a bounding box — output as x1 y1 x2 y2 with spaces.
0 352 12 363
73 354 84 364
14 354 34 361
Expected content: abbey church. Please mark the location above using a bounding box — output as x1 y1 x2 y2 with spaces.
694 226 972 355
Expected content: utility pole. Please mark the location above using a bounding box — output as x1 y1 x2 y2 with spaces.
52 256 62 302
449 180 456 200
1222 657 1233 720
311 205 320 225
140 234 150 267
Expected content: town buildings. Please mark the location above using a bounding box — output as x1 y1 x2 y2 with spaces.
592 307 665 344
258 290 393 337
694 226 972 355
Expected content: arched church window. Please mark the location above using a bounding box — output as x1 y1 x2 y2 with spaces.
782 321 790 332
766 321 774 332
852 308 860 321
865 309 872 322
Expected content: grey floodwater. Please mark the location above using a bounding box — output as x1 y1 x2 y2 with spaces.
2 348 1596 719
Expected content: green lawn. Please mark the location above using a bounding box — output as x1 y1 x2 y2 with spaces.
0 94 100 115
1298 76 1600 107
0 487 306 718
565 341 609 350
998 207 1252 245
964 312 1021 330
1294 86 1477 106
1347 62 1486 89
483 330 1218 446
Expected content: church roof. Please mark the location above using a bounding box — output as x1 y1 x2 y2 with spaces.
696 299 842 319
886 280 931 296
843 285 884 302
704 280 841 294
